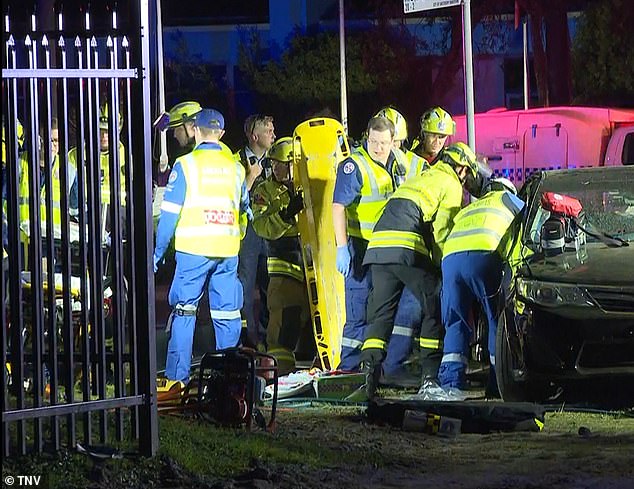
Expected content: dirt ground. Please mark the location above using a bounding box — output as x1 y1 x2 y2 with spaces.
239 406 634 489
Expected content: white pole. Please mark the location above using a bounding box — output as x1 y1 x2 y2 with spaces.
339 0 348 134
462 0 476 151
156 0 168 172
522 16 530 110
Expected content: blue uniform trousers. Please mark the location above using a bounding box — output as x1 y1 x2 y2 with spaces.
166 252 243 381
439 251 503 389
339 242 422 372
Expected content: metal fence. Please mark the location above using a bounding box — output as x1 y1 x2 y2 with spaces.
2 1 157 457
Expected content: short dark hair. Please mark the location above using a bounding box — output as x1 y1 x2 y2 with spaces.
366 116 394 138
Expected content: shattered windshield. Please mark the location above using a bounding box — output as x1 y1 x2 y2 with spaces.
525 167 634 245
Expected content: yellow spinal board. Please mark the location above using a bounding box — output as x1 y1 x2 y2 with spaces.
292 118 349 371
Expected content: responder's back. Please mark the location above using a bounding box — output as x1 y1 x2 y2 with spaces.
364 161 463 267
443 189 524 258
175 144 245 257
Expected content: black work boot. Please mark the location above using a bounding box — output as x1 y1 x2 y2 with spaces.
346 361 381 402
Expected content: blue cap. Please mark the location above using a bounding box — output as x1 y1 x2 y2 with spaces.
195 109 225 130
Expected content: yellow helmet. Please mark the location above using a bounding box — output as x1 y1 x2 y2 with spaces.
420 106 455 136
441 142 478 177
167 101 202 129
99 104 123 131
374 107 407 141
267 136 293 163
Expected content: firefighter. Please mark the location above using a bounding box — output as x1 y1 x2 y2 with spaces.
333 116 411 372
166 101 202 153
355 142 482 400
438 177 525 395
236 114 276 349
251 137 311 375
411 106 455 166
153 109 251 382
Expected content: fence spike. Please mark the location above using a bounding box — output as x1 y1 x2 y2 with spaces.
121 36 129 49
25 34 32 47
58 35 65 48
107 35 113 48
75 35 82 48
42 34 49 47
7 33 15 47
90 36 97 48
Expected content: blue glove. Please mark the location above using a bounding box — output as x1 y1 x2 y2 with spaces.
336 244 351 278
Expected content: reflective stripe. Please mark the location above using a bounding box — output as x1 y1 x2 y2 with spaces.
441 353 469 365
160 200 182 214
367 230 430 255
459 206 511 221
419 337 442 349
176 226 241 238
341 337 363 349
489 354 496 367
362 338 387 351
392 325 414 337
175 303 197 312
211 309 241 320
241 319 248 329
267 258 304 281
447 227 505 243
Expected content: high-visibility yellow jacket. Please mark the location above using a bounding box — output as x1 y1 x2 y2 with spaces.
443 190 525 259
174 147 245 257
393 147 428 181
252 178 304 282
19 153 75 229
364 161 464 268
346 146 395 241
68 143 127 206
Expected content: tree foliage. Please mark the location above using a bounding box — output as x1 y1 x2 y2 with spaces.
571 0 634 106
238 26 421 137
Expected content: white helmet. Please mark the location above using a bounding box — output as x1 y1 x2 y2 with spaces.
484 177 517 195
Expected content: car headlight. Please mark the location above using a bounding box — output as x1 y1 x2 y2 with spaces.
516 278 595 307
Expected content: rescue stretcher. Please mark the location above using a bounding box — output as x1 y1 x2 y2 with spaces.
292 118 349 370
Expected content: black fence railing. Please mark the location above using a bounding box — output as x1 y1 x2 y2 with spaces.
2 1 157 457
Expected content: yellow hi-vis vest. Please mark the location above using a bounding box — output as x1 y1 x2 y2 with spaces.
443 190 523 258
174 148 245 257
366 161 464 266
346 146 394 241
19 154 69 228
393 147 427 181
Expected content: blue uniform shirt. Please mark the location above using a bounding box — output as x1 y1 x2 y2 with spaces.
333 142 398 207
154 141 251 262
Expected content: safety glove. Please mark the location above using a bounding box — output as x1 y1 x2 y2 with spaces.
336 244 351 277
279 190 304 222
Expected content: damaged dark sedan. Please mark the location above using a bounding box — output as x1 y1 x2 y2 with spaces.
496 166 634 403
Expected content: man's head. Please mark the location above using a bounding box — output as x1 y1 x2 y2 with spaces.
419 107 455 160
366 116 395 165
267 136 293 183
441 142 479 184
167 101 202 148
374 107 407 150
244 114 275 155
99 104 123 153
39 118 59 167
193 108 225 144
483 177 517 195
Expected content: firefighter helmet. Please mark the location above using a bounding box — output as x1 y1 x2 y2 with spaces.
99 104 123 132
442 142 478 177
167 101 202 129
484 177 517 195
267 136 293 163
374 107 407 141
420 107 455 136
